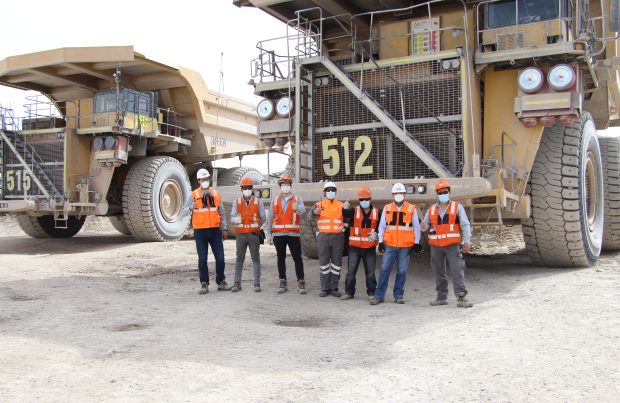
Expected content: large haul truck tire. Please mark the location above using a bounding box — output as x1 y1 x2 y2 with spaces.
300 218 319 259
217 167 264 238
108 215 131 235
599 136 620 250
16 215 85 238
521 113 604 267
123 156 191 242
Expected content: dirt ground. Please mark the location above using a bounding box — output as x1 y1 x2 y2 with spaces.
0 216 618 402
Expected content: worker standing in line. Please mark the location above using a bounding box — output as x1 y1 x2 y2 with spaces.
311 181 350 297
229 177 266 293
189 169 229 294
341 187 380 301
370 183 420 305
421 179 473 308
266 175 307 294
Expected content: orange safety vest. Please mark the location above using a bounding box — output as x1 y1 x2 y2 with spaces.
192 188 222 229
316 199 344 233
349 206 379 248
235 196 261 234
428 201 462 247
383 201 416 248
271 195 301 233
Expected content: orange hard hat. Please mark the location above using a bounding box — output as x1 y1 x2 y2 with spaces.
435 179 450 191
358 187 372 198
278 174 293 185
240 177 254 186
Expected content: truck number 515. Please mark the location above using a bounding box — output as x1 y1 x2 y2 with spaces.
5 169 32 192
322 135 373 176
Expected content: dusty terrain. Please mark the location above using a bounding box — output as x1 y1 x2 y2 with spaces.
0 216 618 402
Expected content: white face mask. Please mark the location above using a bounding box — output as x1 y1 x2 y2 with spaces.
280 185 291 194
394 194 404 203
200 181 210 189
242 189 253 198
325 191 336 200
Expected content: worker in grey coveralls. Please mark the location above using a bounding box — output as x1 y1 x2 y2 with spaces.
421 179 473 308
311 181 350 297
229 178 266 293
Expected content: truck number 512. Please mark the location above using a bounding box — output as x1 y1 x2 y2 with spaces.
322 135 373 176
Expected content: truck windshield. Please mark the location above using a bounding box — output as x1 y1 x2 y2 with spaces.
94 89 156 117
486 0 559 29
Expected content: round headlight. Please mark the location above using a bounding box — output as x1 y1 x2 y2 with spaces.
518 67 544 93
257 99 275 120
104 136 117 149
314 77 322 87
321 77 329 86
417 185 427 194
276 97 293 117
93 137 105 151
441 59 452 70
547 64 575 91
450 59 460 69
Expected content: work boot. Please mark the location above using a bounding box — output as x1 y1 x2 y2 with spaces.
394 297 405 304
430 298 448 306
217 281 231 291
198 282 209 295
369 297 384 305
329 290 342 298
231 282 242 292
341 293 354 301
457 297 473 308
319 290 329 297
297 279 307 294
254 283 261 292
277 279 287 293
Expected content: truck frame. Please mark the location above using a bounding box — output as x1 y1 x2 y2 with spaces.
231 0 620 267
0 46 264 241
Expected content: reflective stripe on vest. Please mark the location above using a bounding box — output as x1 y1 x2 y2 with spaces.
383 202 416 248
428 201 462 247
235 196 261 233
192 188 222 229
349 206 379 248
272 195 301 233
316 199 344 233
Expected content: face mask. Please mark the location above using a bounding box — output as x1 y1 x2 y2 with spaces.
359 200 370 209
394 194 404 203
200 181 210 189
438 194 450 203
243 189 253 198
280 185 291 194
325 191 336 200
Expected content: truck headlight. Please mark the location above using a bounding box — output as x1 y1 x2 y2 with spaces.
547 64 575 91
518 67 543 93
276 96 293 117
104 136 117 149
257 99 275 120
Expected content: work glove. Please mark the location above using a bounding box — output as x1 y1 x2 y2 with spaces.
267 234 273 245
230 216 242 225
411 243 423 259
343 200 350 209
378 242 385 253
313 205 323 215
368 231 378 243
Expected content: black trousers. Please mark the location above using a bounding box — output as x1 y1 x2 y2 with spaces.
344 246 377 296
273 235 305 280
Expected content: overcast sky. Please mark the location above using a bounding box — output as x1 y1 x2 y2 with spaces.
0 0 289 173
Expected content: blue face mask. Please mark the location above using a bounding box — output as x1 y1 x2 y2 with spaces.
325 191 336 200
359 200 370 209
438 194 450 203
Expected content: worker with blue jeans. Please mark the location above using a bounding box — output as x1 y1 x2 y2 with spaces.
371 183 421 305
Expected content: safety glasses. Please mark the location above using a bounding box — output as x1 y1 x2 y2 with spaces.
437 190 449 195
324 187 337 192
241 186 253 190
359 198 370 202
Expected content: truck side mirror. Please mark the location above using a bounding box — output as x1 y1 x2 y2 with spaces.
610 0 620 32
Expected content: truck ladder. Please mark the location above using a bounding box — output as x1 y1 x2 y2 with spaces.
0 108 63 202
315 57 454 178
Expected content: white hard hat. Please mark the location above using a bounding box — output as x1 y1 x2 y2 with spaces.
196 168 210 179
392 183 406 193
323 181 337 190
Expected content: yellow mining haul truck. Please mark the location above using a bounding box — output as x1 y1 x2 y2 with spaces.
0 46 263 241
231 0 620 267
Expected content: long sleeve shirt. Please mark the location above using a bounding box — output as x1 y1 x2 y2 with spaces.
378 203 421 244
266 194 306 237
182 187 227 231
230 196 267 227
422 202 471 244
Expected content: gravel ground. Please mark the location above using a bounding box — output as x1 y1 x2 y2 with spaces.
0 216 618 402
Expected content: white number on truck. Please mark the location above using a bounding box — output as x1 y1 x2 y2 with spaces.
5 169 32 193
321 135 374 177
